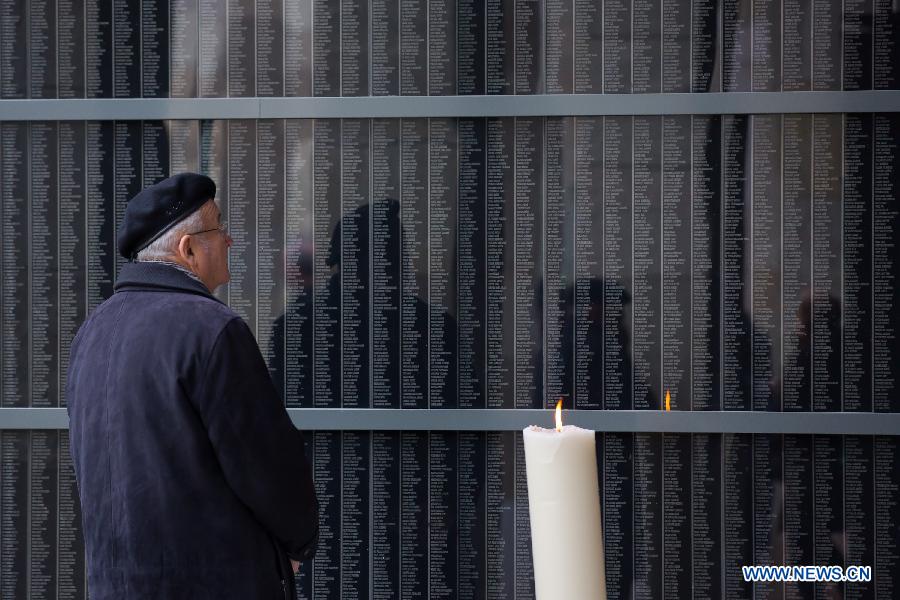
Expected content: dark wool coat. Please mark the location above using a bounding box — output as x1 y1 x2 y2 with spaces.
66 262 318 600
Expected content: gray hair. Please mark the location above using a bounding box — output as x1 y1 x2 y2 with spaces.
135 206 208 262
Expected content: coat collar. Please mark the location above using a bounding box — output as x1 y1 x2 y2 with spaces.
114 262 224 304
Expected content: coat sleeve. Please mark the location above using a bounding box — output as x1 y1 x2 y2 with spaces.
195 316 318 560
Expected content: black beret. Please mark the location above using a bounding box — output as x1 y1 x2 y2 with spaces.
117 173 216 259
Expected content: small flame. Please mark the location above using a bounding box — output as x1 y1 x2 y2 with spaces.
665 390 671 412
555 399 563 432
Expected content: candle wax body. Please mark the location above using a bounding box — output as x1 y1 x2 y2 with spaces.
523 425 606 600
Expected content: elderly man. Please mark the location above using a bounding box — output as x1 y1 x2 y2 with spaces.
66 173 317 599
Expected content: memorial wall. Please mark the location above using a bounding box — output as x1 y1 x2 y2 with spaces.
0 0 899 97
1 0 899 599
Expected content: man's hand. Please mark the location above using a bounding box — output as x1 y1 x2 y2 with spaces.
291 559 300 574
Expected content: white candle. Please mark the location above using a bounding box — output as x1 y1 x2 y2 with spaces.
523 421 606 600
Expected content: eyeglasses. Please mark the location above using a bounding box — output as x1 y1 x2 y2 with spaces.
187 221 228 237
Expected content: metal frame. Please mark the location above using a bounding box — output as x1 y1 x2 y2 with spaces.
2 408 899 434
0 91 898 120
2 89 898 433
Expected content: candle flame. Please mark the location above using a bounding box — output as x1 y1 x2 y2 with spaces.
665 390 671 411
555 399 563 432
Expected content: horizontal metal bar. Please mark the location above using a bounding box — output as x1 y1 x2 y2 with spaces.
0 98 261 120
297 409 900 433
0 408 71 429
0 91 897 121
2 408 899 435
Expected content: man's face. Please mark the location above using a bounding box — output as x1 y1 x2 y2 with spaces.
190 200 232 291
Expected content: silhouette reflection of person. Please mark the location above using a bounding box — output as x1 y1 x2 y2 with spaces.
269 236 314 407
558 278 632 410
776 291 844 600
270 198 454 409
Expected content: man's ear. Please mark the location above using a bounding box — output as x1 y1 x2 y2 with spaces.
176 234 195 264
